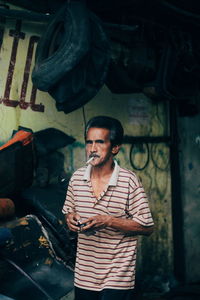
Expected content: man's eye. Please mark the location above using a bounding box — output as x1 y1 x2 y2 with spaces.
86 141 92 144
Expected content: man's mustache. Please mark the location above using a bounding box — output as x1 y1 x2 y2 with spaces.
89 154 100 158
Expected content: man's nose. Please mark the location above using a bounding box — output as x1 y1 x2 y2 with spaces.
91 142 97 152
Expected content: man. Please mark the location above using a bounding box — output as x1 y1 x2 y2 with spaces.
62 116 154 300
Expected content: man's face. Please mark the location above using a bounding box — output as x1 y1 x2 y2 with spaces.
85 127 119 167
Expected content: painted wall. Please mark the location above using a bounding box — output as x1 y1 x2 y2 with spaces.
0 2 173 292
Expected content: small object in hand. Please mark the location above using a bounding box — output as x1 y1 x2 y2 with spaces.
77 220 86 229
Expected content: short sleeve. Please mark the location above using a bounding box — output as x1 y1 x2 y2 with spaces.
127 174 154 227
62 179 75 215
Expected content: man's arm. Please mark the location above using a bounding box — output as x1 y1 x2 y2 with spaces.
82 214 154 236
109 215 154 236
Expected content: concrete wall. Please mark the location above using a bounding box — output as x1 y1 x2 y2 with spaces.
178 113 200 283
0 2 173 292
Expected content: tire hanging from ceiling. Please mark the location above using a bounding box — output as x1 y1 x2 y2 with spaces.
32 1 110 114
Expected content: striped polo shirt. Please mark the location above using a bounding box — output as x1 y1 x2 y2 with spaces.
62 160 154 291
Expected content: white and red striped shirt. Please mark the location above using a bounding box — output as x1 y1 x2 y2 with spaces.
62 161 154 291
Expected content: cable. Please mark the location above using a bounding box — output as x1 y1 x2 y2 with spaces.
161 0 200 20
151 143 170 171
82 106 87 128
129 142 150 171
0 7 51 22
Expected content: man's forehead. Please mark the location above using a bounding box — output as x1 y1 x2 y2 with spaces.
86 127 110 139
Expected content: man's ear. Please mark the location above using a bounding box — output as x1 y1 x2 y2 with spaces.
111 144 121 155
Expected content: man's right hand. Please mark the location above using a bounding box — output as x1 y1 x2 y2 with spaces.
65 212 81 232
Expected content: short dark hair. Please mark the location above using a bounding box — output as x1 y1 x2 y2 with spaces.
85 116 124 146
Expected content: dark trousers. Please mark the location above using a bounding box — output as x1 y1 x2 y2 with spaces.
74 286 135 300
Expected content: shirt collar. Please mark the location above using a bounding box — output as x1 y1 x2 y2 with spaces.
83 160 120 186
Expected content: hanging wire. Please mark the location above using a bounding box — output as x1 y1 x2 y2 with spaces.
151 143 170 171
129 142 150 171
82 106 87 128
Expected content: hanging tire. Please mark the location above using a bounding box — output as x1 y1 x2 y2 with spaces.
32 1 90 91
49 12 110 113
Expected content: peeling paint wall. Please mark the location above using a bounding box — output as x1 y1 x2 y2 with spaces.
0 1 173 290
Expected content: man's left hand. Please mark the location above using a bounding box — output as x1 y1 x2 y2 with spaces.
82 215 112 231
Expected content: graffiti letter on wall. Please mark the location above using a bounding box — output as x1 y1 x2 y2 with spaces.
19 35 44 112
3 20 24 107
2 20 44 112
